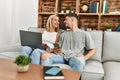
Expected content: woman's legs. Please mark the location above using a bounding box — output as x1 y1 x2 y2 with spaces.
20 46 45 64
30 49 45 64
68 56 86 72
41 53 65 66
20 46 32 57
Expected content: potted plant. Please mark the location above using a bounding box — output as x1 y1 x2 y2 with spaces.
14 55 31 72
66 6 70 13
106 24 112 32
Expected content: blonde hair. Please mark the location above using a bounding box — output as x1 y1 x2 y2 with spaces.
46 15 59 32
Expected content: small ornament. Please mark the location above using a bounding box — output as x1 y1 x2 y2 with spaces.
61 10 64 13
81 5 88 12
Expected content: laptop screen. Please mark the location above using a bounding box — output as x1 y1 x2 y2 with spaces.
20 30 43 49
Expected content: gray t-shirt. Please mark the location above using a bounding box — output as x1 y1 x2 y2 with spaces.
59 29 95 60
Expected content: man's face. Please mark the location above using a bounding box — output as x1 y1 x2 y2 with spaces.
64 16 72 28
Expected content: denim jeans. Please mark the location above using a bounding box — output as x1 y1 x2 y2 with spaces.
20 46 86 72
41 53 65 66
42 54 86 72
68 56 86 72
20 46 45 64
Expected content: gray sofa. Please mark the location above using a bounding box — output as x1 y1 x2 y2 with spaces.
0 27 120 80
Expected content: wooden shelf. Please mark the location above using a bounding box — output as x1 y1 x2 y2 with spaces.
101 13 120 16
77 13 99 16
38 12 56 15
38 0 120 31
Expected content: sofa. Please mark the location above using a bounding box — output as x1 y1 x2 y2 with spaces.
0 27 120 80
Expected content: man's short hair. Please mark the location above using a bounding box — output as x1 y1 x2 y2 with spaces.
65 13 78 20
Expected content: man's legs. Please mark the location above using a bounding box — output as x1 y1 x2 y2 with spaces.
68 56 86 72
41 54 65 66
20 46 32 57
30 49 45 64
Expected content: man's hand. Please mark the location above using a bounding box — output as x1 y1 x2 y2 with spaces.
40 29 44 34
76 54 85 60
53 48 61 54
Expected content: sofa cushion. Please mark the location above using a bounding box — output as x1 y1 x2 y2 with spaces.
103 31 120 62
81 60 104 80
28 27 64 33
103 62 120 80
0 44 21 53
28 27 42 32
52 64 72 70
0 52 19 60
87 31 103 62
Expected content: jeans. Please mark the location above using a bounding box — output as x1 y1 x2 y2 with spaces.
41 53 65 66
20 46 45 64
42 54 86 72
20 46 86 72
68 56 86 72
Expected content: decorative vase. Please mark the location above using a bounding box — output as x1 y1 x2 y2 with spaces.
61 10 64 13
66 10 70 13
107 29 112 32
81 5 88 12
17 65 29 72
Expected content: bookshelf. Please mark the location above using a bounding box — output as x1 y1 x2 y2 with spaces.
38 0 120 31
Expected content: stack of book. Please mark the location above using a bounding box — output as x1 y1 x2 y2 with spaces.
44 66 64 80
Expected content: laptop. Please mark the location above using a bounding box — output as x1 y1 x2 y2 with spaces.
20 30 44 49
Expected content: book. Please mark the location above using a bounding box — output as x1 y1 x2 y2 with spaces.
96 2 99 13
44 66 64 80
89 1 94 13
93 2 97 13
89 1 99 13
102 0 108 14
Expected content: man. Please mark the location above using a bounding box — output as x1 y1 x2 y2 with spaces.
41 13 96 72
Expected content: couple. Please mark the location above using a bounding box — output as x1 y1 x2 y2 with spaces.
20 13 96 72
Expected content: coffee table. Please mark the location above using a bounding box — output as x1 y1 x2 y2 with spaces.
0 58 81 80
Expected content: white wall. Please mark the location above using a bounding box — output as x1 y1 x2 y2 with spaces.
0 0 38 49
0 0 13 47
16 0 38 30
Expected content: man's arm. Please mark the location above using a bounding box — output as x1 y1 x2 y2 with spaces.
76 48 96 60
84 48 96 60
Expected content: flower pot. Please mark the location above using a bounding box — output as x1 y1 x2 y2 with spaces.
17 65 29 72
107 29 112 32
66 10 70 13
61 10 64 13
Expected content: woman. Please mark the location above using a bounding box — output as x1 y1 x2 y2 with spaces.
20 15 60 64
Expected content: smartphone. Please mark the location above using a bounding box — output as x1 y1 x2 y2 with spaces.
53 43 60 48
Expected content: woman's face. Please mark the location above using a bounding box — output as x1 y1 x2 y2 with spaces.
51 16 59 28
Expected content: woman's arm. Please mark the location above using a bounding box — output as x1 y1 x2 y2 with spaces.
55 33 60 43
40 29 44 34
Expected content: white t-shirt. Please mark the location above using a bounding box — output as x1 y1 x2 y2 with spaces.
42 31 57 49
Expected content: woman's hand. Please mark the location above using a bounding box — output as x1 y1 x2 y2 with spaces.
40 29 44 34
42 43 48 50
